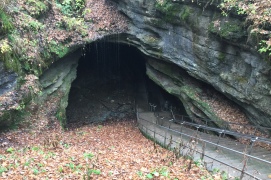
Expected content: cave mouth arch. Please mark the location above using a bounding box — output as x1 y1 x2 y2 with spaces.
66 41 186 125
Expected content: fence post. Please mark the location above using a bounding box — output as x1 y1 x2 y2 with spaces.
248 137 258 155
201 142 206 160
169 119 173 129
204 120 208 133
240 148 248 180
164 131 167 147
196 125 201 136
171 109 176 122
216 130 224 150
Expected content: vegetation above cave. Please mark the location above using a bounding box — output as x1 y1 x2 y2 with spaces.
0 0 127 76
155 0 271 61
0 0 127 128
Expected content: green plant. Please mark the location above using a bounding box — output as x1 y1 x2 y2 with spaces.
56 0 85 16
0 39 20 72
6 147 15 153
219 0 271 59
25 0 48 18
91 169 101 175
212 168 219 174
28 20 45 32
0 39 12 54
60 16 88 36
32 168 39 175
58 166 64 173
159 167 169 178
15 102 25 111
137 170 144 178
31 146 39 151
146 173 153 179
194 159 204 167
83 152 94 160
45 152 56 159
0 166 7 175
66 162 75 170
221 171 228 180
258 40 271 56
24 159 32 166
61 142 70 149
85 168 101 176
0 10 14 34
0 155 6 160
48 40 69 58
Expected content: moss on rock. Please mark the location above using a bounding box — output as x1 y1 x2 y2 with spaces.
208 19 246 41
155 0 193 24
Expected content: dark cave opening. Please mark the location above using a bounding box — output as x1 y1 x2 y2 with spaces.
66 41 186 125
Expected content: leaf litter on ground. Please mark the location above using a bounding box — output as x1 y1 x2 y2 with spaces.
0 119 222 179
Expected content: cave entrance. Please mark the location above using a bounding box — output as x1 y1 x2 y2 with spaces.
66 41 186 125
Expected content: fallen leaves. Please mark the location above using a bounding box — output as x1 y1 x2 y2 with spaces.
0 119 217 179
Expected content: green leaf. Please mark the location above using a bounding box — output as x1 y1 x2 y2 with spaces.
6 147 15 153
146 173 153 179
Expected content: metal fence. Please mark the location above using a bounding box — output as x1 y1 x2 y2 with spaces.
137 110 271 180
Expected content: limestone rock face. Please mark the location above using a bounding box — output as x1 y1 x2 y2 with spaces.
0 0 270 129
39 50 81 126
112 0 271 127
0 62 18 126
0 62 17 95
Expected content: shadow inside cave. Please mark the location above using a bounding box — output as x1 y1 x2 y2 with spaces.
66 41 186 127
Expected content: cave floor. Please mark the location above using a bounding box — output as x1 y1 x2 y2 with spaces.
66 74 137 127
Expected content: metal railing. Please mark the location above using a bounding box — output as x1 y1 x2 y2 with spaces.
136 110 271 180
172 113 271 138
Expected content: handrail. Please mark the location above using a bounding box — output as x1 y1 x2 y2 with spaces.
138 115 271 165
139 110 271 132
138 110 271 143
173 113 271 131
142 108 271 136
137 115 264 179
172 119 271 144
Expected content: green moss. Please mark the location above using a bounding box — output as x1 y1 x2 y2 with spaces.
56 109 65 127
0 10 14 35
0 95 33 130
155 1 193 24
180 85 227 128
56 0 85 17
179 6 192 22
19 13 45 33
48 41 69 58
218 52 226 62
208 20 245 41
0 39 21 73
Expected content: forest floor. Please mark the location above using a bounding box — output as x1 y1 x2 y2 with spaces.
0 72 225 179
0 118 226 180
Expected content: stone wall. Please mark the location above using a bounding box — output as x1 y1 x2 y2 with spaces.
111 0 271 127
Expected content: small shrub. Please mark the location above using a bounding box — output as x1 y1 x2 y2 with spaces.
25 0 48 18
0 10 14 34
56 0 85 16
